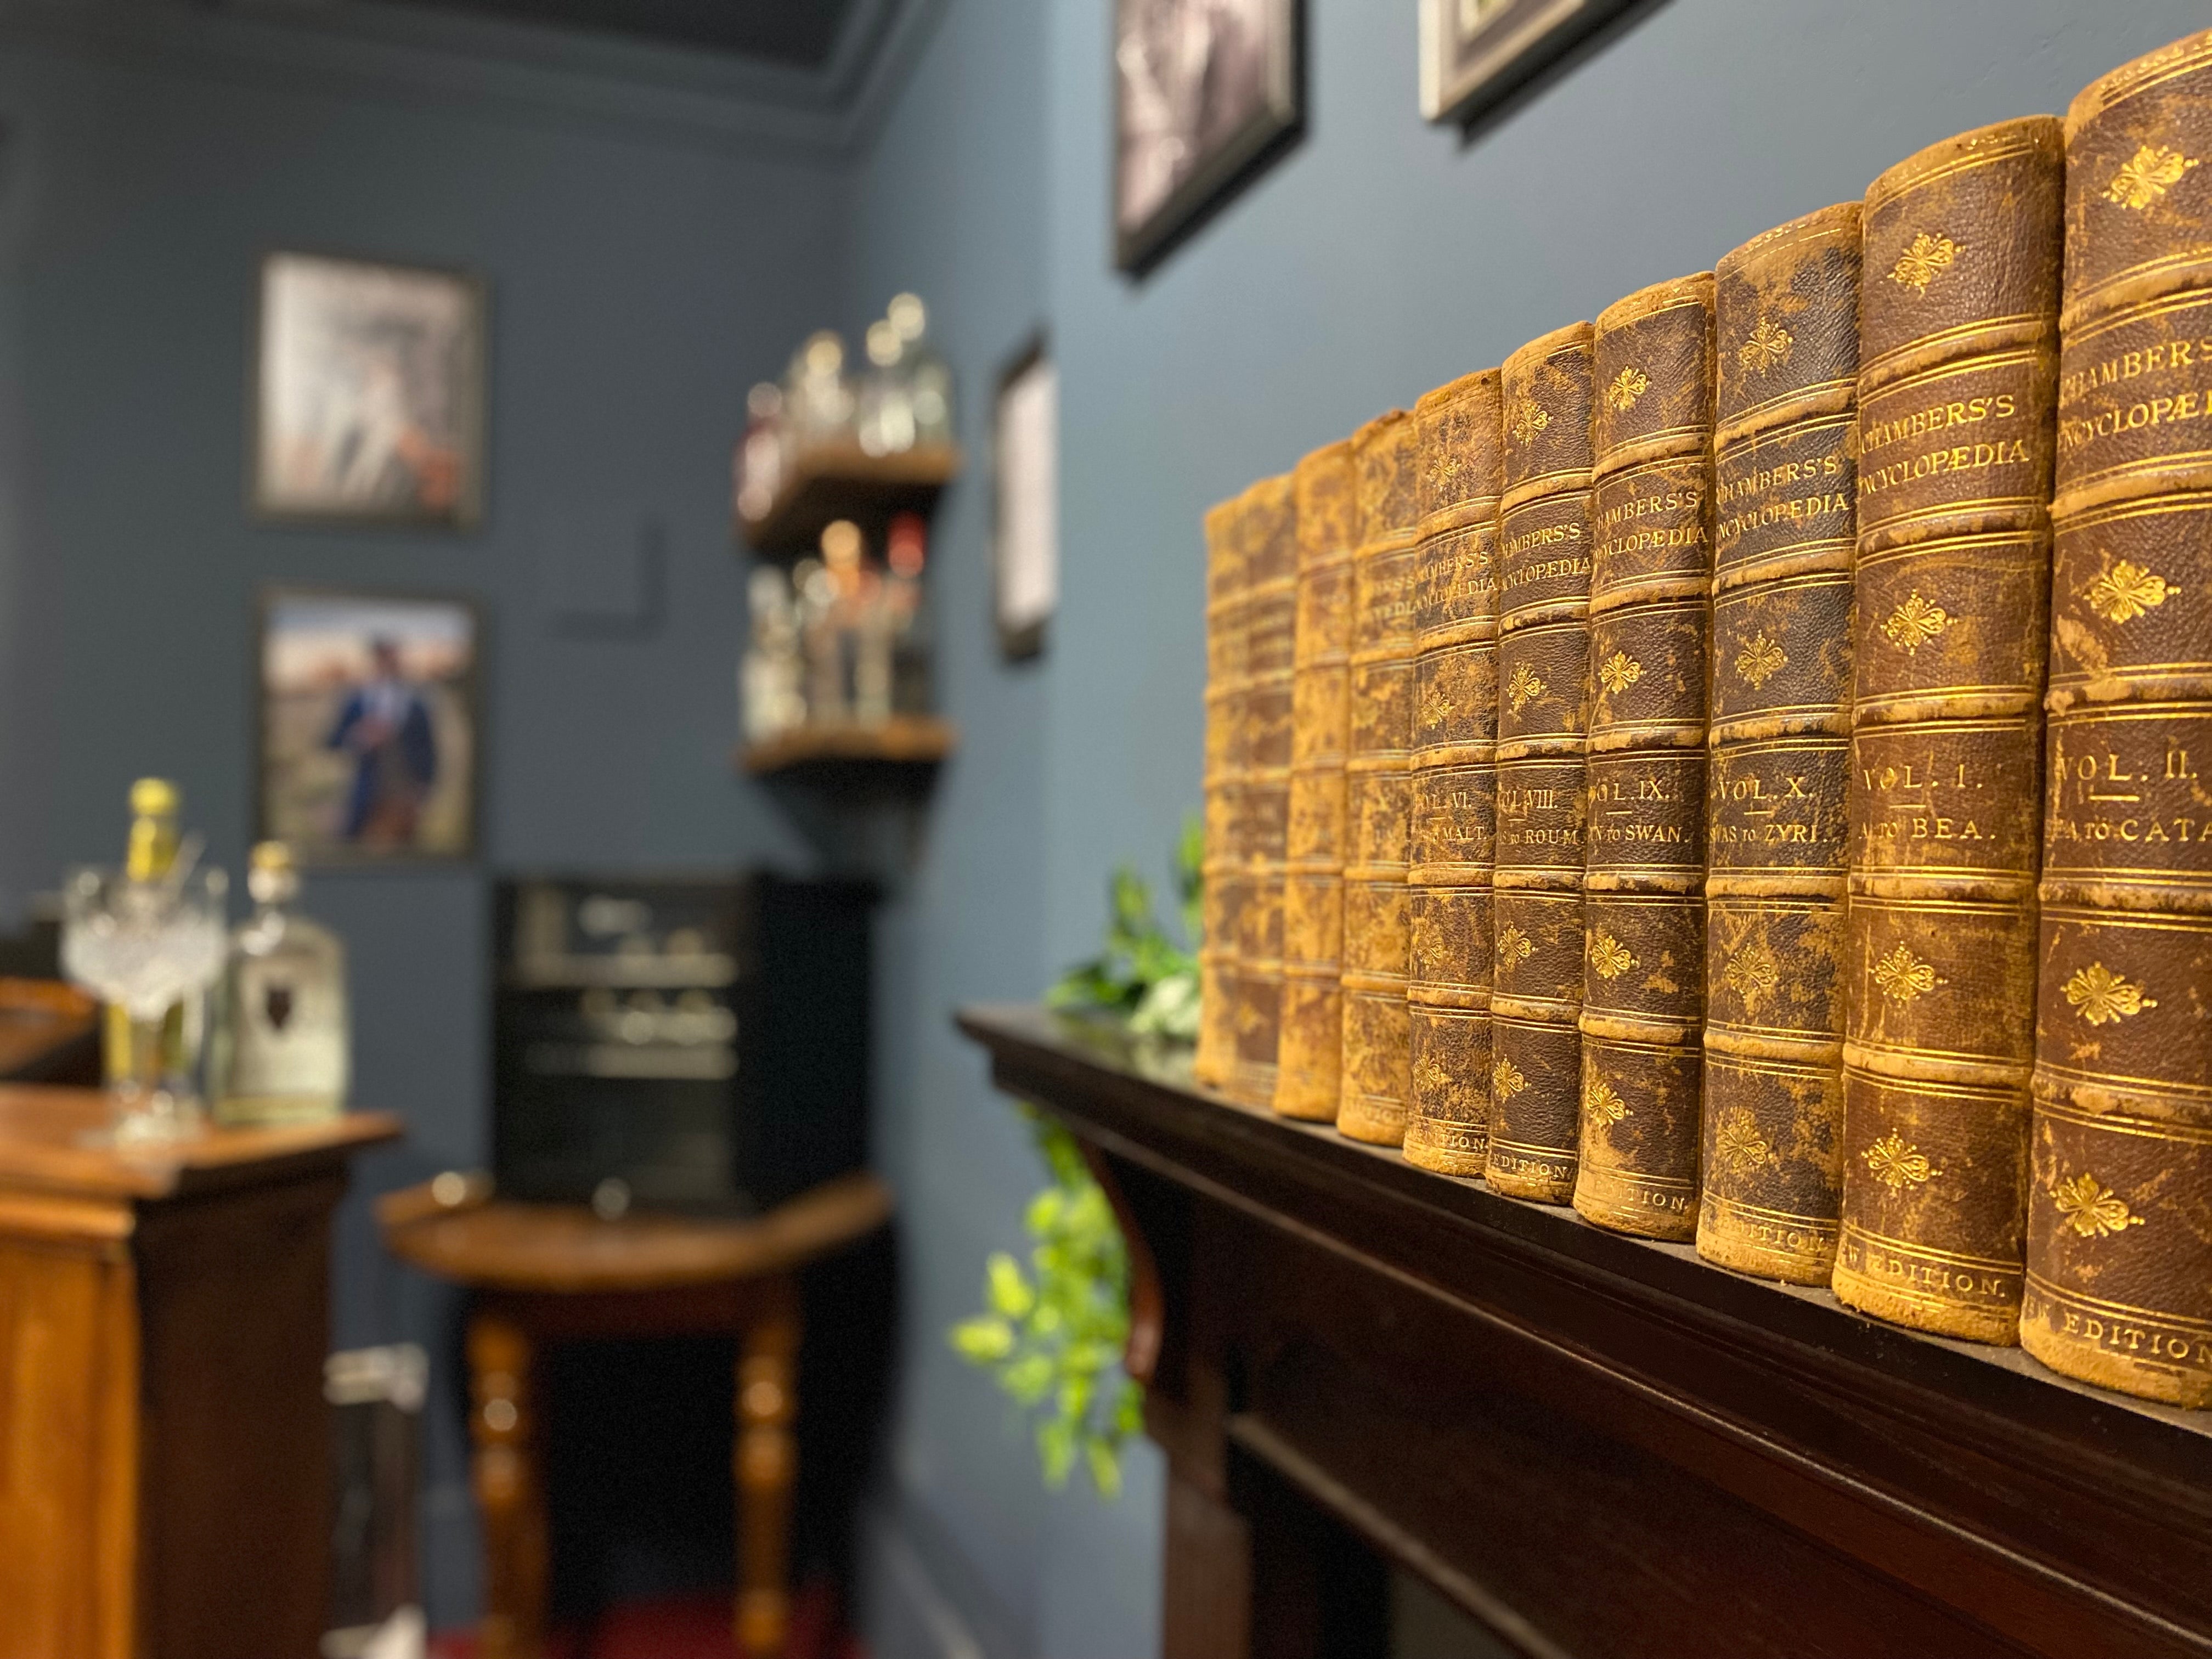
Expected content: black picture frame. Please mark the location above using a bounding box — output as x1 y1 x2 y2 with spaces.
992 330 1056 661
1113 0 1305 275
1420 0 1643 129
249 249 488 531
254 584 484 868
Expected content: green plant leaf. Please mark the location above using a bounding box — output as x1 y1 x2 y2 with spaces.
949 1316 1015 1363
1085 1435 1124 1498
986 1252 1035 1320
1037 1417 1077 1487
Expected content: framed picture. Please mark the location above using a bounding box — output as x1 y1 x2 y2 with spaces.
1114 0 1303 274
1420 0 1642 127
257 587 481 866
994 334 1058 660
252 250 487 528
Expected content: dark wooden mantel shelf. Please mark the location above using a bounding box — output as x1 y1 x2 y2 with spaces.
957 1003 2212 1659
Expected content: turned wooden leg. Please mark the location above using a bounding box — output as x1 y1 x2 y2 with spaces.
468 1310 548 1659
733 1278 800 1657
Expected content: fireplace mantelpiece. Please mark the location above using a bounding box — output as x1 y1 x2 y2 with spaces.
957 1005 2212 1659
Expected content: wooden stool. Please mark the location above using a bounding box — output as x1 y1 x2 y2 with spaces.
378 1172 892 1659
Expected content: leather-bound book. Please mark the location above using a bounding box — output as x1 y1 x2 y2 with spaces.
1698 205 1861 1284
1838 118 2063 1344
1490 324 1595 1203
1196 490 1251 1091
1406 370 1504 1174
1574 274 1715 1241
1277 439 1359 1121
1340 411 1421 1145
1229 475 1299 1109
2027 31 2212 1406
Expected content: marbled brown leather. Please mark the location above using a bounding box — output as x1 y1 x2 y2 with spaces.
1406 370 1504 1174
1700 205 1861 1284
1834 117 2063 1345
1196 492 1249 1092
1576 273 1714 1242
1277 439 1359 1122
1227 476 1298 1110
1491 323 1595 1203
2025 31 2212 1406
1340 411 1421 1146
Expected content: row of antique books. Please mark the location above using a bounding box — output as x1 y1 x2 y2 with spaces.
1192 28 2212 1412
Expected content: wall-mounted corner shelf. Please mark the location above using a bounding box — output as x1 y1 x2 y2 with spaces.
737 715 957 790
736 441 964 558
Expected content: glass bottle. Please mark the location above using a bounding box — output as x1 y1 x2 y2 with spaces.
855 319 917 457
887 293 955 448
103 777 206 1102
211 841 349 1126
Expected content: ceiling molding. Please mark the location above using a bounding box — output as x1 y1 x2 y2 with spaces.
0 0 946 159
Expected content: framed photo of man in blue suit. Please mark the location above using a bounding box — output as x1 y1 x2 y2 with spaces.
257 586 481 865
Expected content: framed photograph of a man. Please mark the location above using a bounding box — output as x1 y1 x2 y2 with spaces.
252 251 486 527
1114 0 1303 274
257 588 481 866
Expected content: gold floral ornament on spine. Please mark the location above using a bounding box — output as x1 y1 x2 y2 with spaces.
2104 143 2199 210
1496 923 1533 966
1604 367 1649 413
1587 932 1634 980
1505 661 1548 715
1736 318 1793 374
1734 630 1787 689
1881 592 1949 652
1505 396 1549 445
2048 1172 2145 1238
1862 1131 1938 1190
1493 1057 1527 1098
1719 940 1779 1009
1598 651 1642 695
1713 1109 1771 1175
2061 962 2155 1025
1887 232 1960 295
1584 1075 1627 1126
2082 559 2178 624
1872 943 1940 1004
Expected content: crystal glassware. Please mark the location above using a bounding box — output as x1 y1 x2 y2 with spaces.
61 864 229 1145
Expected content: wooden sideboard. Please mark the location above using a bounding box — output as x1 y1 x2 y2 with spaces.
958 1005 2212 1659
0 1089 400 1659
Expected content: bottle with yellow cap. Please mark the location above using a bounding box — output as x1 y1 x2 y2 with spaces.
210 841 349 1125
102 778 204 1094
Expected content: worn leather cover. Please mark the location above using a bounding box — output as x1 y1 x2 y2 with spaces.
1277 439 1360 1121
1490 323 1595 1202
1197 491 1250 1091
1837 117 2063 1344
1574 273 1715 1242
1227 476 1298 1109
1406 370 1505 1174
1339 412 1421 1146
1699 205 1861 1284
2025 31 2212 1405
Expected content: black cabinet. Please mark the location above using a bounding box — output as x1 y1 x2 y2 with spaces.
493 872 872 1215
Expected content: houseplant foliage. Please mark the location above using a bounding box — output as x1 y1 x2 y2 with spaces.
1041 814 1203 1039
951 819 1198 1494
949 1113 1145 1495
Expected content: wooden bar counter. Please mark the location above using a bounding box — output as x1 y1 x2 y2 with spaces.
0 1087 400 1659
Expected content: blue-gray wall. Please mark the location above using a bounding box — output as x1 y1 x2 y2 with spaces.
0 36 841 1621
846 2 2210 1657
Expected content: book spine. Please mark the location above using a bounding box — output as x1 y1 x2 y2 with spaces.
1229 476 1300 1109
1196 492 1251 1091
1490 323 1596 1203
1574 273 1716 1242
1277 439 1359 1121
1699 204 1863 1284
1339 411 1423 1145
1406 370 1505 1174
2025 32 2212 1406
1838 117 2063 1344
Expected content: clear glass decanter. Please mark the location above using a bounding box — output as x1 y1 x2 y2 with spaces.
211 840 350 1126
